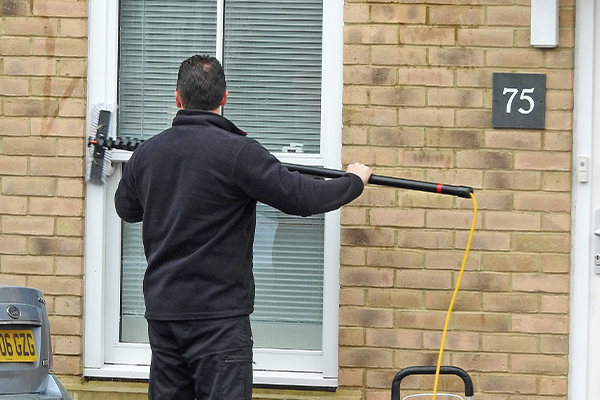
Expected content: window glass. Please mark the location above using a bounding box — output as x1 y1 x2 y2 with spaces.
117 0 326 352
223 0 323 154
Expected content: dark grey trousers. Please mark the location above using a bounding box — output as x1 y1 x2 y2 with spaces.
147 315 253 400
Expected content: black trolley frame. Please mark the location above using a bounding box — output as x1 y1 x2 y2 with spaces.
391 366 474 400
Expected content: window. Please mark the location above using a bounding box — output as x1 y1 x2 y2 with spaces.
84 0 343 386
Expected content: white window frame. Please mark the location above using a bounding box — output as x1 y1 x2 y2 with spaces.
83 0 344 387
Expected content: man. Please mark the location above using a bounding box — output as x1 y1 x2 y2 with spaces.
114 54 372 400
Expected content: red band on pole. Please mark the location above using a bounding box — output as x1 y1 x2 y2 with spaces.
436 183 443 194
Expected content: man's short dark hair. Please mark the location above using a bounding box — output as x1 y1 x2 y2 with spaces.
176 55 226 111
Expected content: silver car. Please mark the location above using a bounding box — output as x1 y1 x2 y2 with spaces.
0 286 72 399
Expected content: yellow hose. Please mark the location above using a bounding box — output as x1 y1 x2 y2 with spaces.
432 192 478 400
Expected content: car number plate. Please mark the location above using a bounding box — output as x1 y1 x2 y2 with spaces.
0 329 38 362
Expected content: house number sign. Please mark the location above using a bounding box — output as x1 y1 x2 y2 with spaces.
492 72 546 129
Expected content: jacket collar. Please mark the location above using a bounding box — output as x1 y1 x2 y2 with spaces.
172 109 247 136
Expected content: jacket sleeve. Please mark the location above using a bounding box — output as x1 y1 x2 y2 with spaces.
232 140 364 216
114 155 144 223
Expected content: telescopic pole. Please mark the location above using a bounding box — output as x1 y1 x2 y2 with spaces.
281 163 474 199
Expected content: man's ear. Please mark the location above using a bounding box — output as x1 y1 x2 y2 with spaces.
175 90 184 109
220 90 228 107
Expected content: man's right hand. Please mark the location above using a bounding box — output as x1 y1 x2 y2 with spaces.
346 163 373 186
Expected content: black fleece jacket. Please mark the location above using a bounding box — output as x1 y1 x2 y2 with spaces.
114 109 364 320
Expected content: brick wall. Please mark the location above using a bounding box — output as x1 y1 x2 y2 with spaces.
0 0 87 375
340 1 573 399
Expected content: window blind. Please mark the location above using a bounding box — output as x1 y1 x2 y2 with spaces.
118 0 218 140
119 204 326 345
118 0 218 342
121 222 145 318
223 0 323 154
253 204 324 324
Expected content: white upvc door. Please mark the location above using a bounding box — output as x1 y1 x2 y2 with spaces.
571 1 600 399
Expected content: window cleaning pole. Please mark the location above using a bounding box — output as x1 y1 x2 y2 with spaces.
87 137 474 198
282 163 474 199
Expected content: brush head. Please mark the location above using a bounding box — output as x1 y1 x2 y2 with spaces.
86 103 117 184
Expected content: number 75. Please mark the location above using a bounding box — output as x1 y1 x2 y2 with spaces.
502 87 535 115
